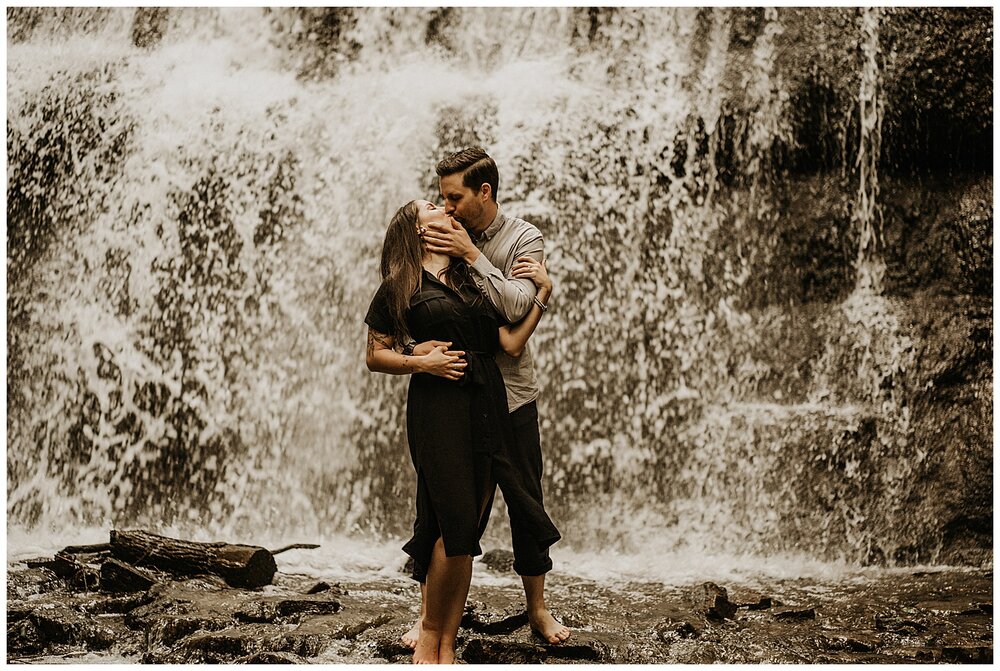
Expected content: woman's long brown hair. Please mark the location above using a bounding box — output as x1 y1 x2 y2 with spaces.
379 200 483 342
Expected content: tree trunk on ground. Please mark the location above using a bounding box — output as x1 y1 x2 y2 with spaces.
109 530 277 588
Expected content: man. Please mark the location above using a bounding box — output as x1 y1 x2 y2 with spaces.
403 146 569 646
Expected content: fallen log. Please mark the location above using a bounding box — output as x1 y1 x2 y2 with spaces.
109 530 277 588
101 558 158 593
26 552 100 590
61 542 112 554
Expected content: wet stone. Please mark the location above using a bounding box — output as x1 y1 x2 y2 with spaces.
543 632 612 661
461 603 529 635
688 582 738 621
737 595 773 610
8 604 34 622
480 548 515 573
366 629 413 663
77 591 154 615
176 623 279 660
461 638 548 664
237 650 309 664
275 611 394 656
7 567 63 600
657 617 701 641
773 606 816 621
940 645 992 663
883 645 940 662
818 633 879 652
560 610 592 628
143 613 233 648
269 610 398 659
305 580 335 594
7 617 46 655
30 606 118 649
875 613 928 634
234 595 342 624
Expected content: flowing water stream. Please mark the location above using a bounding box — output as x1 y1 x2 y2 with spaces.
6 7 991 590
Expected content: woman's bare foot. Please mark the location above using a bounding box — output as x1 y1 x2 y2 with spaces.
401 619 421 650
530 609 571 644
438 640 456 664
413 625 441 664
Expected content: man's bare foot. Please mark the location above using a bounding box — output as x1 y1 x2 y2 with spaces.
413 626 440 664
401 619 421 650
530 609 571 644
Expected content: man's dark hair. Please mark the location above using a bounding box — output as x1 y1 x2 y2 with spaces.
436 146 499 202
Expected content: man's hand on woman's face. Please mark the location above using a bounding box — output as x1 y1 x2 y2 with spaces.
421 219 480 264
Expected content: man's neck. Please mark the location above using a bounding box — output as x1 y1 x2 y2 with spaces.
469 202 499 237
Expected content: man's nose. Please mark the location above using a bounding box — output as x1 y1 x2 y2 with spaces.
443 203 455 214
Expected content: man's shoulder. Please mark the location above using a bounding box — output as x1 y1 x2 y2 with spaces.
500 212 543 242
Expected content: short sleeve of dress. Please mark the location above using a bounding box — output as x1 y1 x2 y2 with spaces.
364 282 394 335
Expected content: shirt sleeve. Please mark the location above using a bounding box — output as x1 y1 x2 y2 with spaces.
469 228 543 323
364 281 394 335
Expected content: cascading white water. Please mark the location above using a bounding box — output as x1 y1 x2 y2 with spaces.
853 7 886 295
7 7 976 568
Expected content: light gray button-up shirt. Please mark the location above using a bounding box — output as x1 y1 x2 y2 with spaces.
469 208 544 412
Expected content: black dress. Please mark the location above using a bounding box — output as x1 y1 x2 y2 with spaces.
365 270 560 572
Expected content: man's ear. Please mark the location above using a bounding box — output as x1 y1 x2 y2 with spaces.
480 183 492 202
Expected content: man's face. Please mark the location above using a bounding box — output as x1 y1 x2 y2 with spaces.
439 173 487 232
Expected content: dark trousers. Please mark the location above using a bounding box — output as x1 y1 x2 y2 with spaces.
411 400 552 581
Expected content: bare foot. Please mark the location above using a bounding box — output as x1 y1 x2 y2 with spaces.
530 609 571 644
438 641 456 664
413 625 440 664
401 619 421 650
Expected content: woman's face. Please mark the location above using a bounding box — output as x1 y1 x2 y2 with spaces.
415 200 454 230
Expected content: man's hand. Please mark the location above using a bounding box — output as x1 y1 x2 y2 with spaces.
422 218 480 264
411 340 452 357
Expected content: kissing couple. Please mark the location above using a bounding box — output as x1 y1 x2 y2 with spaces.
365 147 570 663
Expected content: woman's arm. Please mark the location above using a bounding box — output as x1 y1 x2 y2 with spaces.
366 328 467 380
498 257 552 358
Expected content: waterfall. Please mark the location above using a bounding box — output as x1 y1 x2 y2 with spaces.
7 7 990 567
853 7 886 295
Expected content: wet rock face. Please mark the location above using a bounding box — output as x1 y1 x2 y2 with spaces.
688 582 738 621
5 565 994 664
480 548 515 573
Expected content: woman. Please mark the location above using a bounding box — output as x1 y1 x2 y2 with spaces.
365 200 559 664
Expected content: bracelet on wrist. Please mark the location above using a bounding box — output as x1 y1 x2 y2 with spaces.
533 295 548 312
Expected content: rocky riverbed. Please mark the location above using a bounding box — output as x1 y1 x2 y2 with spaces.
7 548 992 664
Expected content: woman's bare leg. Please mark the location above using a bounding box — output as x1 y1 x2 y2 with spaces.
402 582 426 649
414 538 471 664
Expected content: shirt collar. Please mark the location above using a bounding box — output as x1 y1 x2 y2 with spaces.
478 207 505 242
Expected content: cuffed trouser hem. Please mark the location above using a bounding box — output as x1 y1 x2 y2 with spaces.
513 555 553 577
411 558 427 584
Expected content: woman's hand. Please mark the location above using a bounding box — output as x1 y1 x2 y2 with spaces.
511 256 552 292
418 345 467 380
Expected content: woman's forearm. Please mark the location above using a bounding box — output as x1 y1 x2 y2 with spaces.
366 348 427 375
499 286 551 357
366 329 426 374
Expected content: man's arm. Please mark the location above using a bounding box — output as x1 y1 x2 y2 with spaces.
468 229 543 323
422 218 544 323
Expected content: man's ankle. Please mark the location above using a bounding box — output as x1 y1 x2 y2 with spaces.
528 605 550 619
